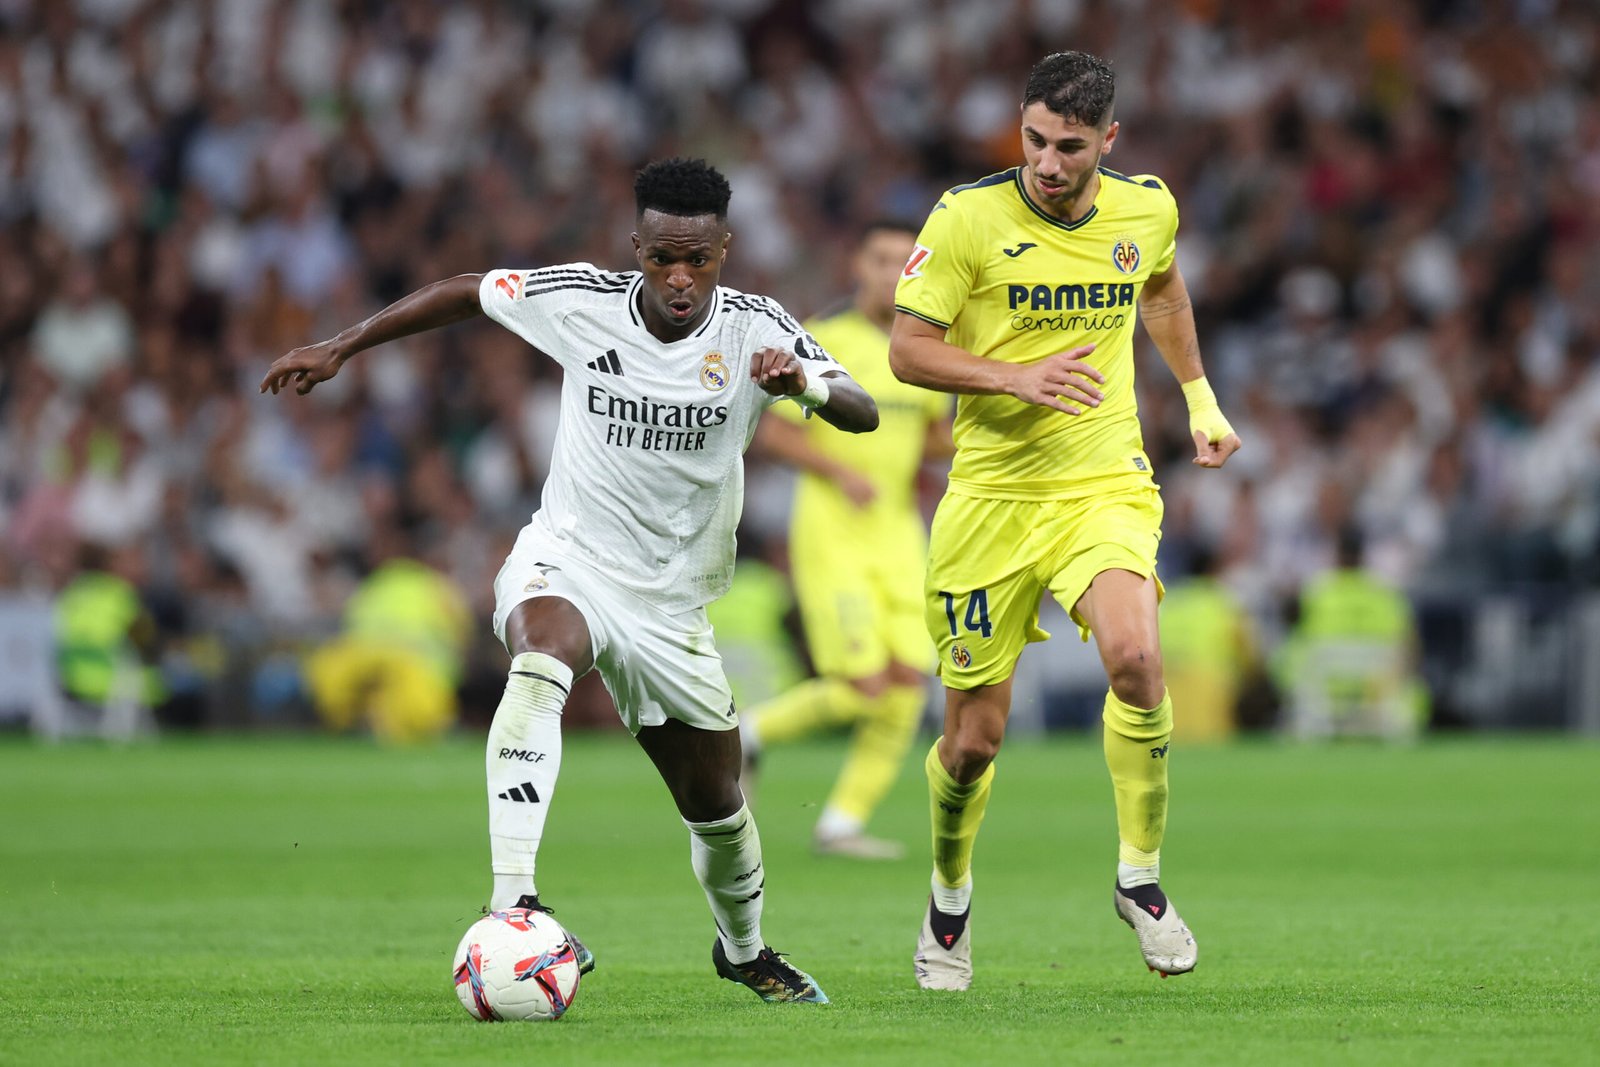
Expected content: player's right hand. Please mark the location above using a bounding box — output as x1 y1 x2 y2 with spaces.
750 346 806 396
1007 344 1104 415
260 340 345 396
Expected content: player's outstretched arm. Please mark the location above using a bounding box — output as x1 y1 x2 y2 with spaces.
750 346 879 433
888 313 1105 416
260 274 485 396
1139 264 1241 468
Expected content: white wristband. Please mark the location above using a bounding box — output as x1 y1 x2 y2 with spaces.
796 373 831 410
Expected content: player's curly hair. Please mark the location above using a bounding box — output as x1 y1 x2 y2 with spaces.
1024 51 1115 129
634 157 732 220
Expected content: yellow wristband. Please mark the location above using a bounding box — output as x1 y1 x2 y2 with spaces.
1181 376 1235 444
1180 376 1218 410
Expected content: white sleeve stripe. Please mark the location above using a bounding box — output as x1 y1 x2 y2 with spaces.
524 266 632 287
723 294 805 335
522 281 630 299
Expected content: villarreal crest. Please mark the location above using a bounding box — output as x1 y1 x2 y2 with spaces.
1112 237 1140 275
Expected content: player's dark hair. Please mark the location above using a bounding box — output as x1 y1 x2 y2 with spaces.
634 157 732 220
1023 51 1116 129
859 218 919 242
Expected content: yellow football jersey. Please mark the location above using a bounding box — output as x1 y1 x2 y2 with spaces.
776 306 950 525
895 166 1179 500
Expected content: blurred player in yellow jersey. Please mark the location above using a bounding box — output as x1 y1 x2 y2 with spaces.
890 52 1242 989
742 220 953 860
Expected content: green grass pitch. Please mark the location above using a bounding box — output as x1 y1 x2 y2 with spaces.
1 734 1596 1066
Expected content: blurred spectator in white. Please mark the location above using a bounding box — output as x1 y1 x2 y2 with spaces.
29 255 133 392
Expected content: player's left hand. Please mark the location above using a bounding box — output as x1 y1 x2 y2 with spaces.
1192 428 1242 468
751 346 805 397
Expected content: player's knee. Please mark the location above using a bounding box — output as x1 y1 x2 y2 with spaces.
944 727 1001 783
510 635 587 675
1101 639 1164 709
1108 672 1165 712
505 600 593 675
672 779 745 823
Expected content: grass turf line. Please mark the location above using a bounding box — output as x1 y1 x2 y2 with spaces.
0 735 1595 1066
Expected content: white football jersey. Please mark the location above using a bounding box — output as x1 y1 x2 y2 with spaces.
479 264 848 612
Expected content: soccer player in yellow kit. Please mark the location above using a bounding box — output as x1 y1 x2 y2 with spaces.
889 52 1241 989
743 220 953 860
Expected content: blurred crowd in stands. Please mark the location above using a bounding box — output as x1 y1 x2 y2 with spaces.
2 0 1598 733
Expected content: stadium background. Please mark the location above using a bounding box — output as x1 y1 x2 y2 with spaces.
3 0 1599 737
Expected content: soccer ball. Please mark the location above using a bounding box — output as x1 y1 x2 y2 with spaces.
452 907 582 1021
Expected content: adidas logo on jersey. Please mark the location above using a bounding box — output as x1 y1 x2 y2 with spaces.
587 349 624 375
497 782 542 803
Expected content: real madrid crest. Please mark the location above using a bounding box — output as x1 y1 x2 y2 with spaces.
523 562 560 593
1112 235 1141 275
700 351 728 391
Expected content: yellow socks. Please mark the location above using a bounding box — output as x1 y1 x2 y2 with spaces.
926 739 995 891
1102 688 1173 869
746 677 870 746
825 684 924 825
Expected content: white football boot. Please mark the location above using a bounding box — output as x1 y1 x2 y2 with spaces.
1114 883 1197 977
914 897 972 990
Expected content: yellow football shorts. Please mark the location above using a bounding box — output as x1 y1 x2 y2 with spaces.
791 509 934 679
924 487 1165 690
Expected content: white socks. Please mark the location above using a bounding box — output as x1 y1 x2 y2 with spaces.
486 651 572 910
686 804 765 965
486 653 770 964
931 871 972 915
1118 860 1161 889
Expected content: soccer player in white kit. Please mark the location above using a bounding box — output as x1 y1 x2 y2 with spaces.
261 159 878 1003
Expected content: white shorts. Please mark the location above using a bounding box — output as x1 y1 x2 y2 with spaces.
491 533 737 735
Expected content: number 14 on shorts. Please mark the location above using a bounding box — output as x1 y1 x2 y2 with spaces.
940 590 993 638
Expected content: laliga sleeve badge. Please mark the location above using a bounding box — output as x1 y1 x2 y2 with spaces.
701 351 728 391
903 243 932 278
